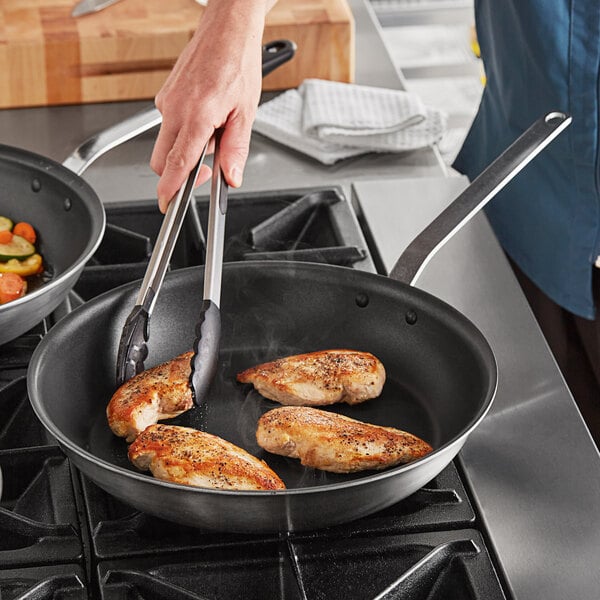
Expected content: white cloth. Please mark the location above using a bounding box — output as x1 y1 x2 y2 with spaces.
253 78 447 165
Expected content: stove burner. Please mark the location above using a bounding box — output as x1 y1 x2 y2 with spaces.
0 187 508 599
73 186 373 304
0 328 45 386
246 245 366 265
249 189 341 250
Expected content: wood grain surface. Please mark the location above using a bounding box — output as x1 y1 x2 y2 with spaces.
0 0 355 108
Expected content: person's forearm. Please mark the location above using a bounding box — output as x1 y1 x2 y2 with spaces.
203 0 278 14
192 0 274 65
200 0 278 36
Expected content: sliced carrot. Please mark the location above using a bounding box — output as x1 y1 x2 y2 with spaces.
0 230 13 244
0 272 26 304
12 222 36 244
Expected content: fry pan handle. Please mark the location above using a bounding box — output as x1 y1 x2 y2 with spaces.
61 40 296 175
261 40 296 78
389 112 572 286
62 108 162 175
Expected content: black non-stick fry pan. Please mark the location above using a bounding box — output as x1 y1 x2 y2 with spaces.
27 113 571 533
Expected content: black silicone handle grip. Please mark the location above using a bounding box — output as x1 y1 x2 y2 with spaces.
261 40 297 77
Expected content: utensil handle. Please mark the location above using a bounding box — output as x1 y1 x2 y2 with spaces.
135 143 208 312
262 40 297 78
203 130 228 305
62 107 162 175
389 112 572 286
61 40 296 175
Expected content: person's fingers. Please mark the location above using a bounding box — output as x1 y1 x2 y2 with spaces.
218 112 253 188
156 125 213 213
195 163 213 188
150 119 178 177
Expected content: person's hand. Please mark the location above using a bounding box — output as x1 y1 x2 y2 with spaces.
150 0 274 213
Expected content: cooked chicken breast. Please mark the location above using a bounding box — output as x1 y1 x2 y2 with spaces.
256 406 433 473
237 349 386 406
129 424 286 491
107 351 194 442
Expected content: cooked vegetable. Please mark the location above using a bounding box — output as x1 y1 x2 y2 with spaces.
0 272 27 304
0 234 36 262
0 216 13 232
0 217 44 305
12 222 36 244
0 253 43 277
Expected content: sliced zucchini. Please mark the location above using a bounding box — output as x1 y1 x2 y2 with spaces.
0 216 13 232
0 253 43 277
0 234 35 261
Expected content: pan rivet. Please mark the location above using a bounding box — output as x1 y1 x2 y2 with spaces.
405 310 418 325
31 178 41 192
355 293 369 308
63 198 72 211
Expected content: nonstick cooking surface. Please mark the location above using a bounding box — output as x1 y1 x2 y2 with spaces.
87 346 438 489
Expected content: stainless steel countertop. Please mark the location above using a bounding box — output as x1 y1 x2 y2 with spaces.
2 1 598 598
354 176 600 600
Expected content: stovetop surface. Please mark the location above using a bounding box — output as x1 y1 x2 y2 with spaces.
0 187 508 600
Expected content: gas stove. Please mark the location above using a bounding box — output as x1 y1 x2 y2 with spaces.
0 186 507 599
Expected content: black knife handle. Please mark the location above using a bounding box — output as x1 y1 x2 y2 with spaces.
262 40 297 77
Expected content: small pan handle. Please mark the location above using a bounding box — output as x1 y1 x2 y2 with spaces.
389 112 572 286
262 40 297 78
62 40 297 175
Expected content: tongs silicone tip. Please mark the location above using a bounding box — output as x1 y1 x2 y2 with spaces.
115 303 151 387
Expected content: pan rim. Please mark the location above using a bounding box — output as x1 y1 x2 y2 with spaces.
0 143 106 312
27 262 498 497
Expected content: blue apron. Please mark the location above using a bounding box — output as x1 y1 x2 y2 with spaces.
453 0 600 318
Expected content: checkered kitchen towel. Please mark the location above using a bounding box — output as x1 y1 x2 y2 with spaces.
253 79 447 165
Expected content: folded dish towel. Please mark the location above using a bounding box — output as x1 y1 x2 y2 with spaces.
253 78 447 165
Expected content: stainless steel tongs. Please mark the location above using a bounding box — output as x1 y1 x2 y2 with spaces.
113 39 296 400
115 131 229 406
115 143 209 387
188 130 227 405
115 134 227 406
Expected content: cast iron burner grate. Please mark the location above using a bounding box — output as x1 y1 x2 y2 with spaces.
73 186 373 301
0 187 508 599
78 461 475 561
0 327 46 387
94 529 504 600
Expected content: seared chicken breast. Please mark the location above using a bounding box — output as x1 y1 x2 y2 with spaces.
107 351 194 442
237 349 386 406
129 424 286 491
256 406 433 473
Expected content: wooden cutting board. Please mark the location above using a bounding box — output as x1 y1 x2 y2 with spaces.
0 0 355 109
